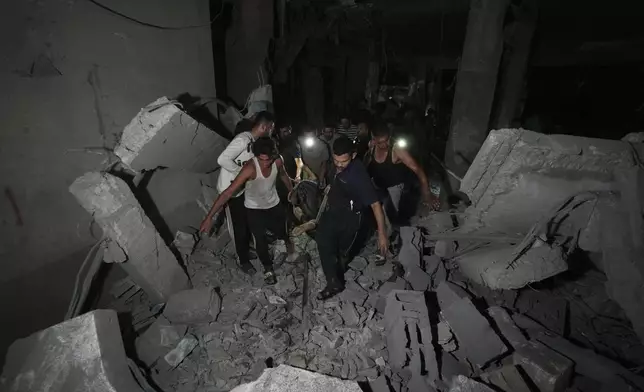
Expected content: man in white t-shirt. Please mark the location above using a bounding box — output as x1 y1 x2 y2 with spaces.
211 111 275 274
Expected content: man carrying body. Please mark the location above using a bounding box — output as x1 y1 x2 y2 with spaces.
213 111 274 275
316 136 388 300
201 138 294 285
366 123 433 229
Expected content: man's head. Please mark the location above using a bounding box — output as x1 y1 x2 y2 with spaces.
371 122 391 150
357 121 370 138
278 124 292 139
251 111 275 137
252 137 277 169
339 116 351 130
332 136 356 172
321 121 335 141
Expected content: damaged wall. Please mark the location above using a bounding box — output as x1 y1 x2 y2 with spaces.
0 0 216 363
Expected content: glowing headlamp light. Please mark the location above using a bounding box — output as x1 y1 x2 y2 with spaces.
395 138 408 148
304 137 315 148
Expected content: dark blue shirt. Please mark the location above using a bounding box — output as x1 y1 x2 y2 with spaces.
330 159 378 211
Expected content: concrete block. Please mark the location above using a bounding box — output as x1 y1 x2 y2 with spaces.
229 364 363 392
163 287 221 324
480 366 532 392
449 375 496 392
434 240 456 258
369 375 391 392
456 243 568 290
486 306 527 348
513 341 573 392
404 263 432 291
70 172 191 303
114 97 228 173
437 282 508 367
384 290 439 382
0 310 142 392
460 129 634 234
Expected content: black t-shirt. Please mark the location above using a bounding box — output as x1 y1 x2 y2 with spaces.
278 135 301 178
329 160 378 211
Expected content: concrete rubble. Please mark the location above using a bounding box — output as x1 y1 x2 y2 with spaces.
8 125 644 392
0 310 143 392
69 172 191 303
114 96 229 174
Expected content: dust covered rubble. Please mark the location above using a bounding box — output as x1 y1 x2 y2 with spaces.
108 220 644 392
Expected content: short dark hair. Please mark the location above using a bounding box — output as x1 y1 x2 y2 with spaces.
252 137 276 157
372 122 390 137
333 136 355 156
252 111 275 127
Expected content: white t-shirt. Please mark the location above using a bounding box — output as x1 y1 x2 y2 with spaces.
216 132 255 196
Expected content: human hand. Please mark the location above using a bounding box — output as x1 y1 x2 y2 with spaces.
377 231 389 256
199 217 213 234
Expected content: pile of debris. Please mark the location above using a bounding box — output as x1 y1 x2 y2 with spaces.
3 104 644 392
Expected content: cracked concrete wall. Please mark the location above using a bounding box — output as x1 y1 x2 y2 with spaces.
0 0 215 365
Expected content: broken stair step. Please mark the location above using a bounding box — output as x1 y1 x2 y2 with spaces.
437 282 508 367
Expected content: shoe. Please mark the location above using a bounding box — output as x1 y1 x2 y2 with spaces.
264 269 277 285
240 262 257 275
316 284 344 301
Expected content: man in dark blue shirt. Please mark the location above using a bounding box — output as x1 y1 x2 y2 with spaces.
315 136 388 300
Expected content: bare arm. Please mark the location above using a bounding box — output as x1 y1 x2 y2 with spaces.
370 201 388 255
205 162 254 220
275 158 293 194
395 147 431 203
295 157 304 180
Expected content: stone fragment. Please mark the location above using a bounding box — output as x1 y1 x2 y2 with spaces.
135 316 187 366
480 366 532 392
449 375 496 392
340 281 370 306
70 172 191 303
437 320 457 352
372 278 406 313
206 341 231 363
358 367 379 380
435 240 456 258
342 302 361 326
440 352 471 380
398 227 424 268
486 306 527 348
268 295 287 305
164 335 199 368
437 282 508 367
0 310 142 392
163 287 221 324
114 96 228 173
349 256 369 271
404 263 432 291
513 340 573 392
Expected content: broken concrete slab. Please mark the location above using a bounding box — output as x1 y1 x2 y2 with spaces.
404 263 432 291
145 169 217 234
535 332 644 391
163 287 221 324
398 226 424 268
70 172 191 303
455 242 568 290
0 310 143 392
384 290 439 382
229 364 363 392
513 340 573 392
114 97 228 173
480 365 532 392
459 128 638 234
449 375 496 392
436 282 508 367
486 306 527 348
135 316 187 366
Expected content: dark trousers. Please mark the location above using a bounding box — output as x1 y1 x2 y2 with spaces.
227 195 251 265
316 208 362 288
247 204 288 268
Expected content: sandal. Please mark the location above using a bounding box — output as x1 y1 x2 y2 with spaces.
316 285 344 301
240 262 257 275
264 270 277 285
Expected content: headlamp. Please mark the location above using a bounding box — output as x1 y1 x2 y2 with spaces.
395 138 408 148
304 137 315 148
